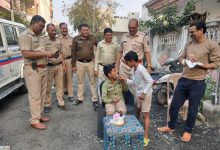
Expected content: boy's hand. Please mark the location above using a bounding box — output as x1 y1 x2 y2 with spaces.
118 75 126 83
138 93 146 100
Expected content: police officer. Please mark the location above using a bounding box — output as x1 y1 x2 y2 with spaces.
58 23 74 102
115 18 152 77
18 15 55 130
72 24 98 111
43 23 66 113
94 28 118 84
115 18 152 121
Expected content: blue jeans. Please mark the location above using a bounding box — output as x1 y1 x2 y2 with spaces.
168 77 206 133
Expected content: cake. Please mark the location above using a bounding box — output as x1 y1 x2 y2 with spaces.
110 113 125 126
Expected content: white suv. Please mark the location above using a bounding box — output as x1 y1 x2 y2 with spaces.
0 18 27 100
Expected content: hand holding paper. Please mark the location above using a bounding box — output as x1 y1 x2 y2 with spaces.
185 59 203 68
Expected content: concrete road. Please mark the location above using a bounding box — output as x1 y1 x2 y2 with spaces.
0 75 103 150
0 75 220 150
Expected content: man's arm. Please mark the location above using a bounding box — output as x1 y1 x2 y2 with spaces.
178 47 187 65
116 51 123 71
60 52 66 72
21 50 52 59
201 42 220 70
95 43 101 72
19 35 53 59
71 37 77 72
143 35 152 72
144 52 152 72
199 63 218 70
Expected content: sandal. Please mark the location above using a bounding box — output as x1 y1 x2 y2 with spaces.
181 132 192 142
157 126 174 133
144 138 150 146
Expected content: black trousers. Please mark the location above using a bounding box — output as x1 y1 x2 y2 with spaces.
168 77 206 133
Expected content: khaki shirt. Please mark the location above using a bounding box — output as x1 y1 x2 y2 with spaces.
119 31 150 78
18 28 47 65
72 35 96 67
58 35 73 58
42 36 62 64
119 31 150 59
95 40 118 71
179 39 220 80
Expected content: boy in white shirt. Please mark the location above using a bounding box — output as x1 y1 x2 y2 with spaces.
120 51 153 146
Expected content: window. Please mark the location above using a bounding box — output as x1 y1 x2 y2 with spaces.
4 25 18 45
0 31 3 47
18 27 25 35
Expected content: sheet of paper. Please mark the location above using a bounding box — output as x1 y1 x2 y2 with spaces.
185 59 203 68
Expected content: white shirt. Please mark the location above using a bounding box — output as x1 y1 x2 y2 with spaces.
126 64 153 96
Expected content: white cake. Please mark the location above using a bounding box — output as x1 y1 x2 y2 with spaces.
110 113 125 126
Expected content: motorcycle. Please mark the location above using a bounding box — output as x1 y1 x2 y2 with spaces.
153 59 183 105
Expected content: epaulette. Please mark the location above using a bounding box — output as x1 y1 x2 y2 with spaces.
41 35 48 40
138 31 145 36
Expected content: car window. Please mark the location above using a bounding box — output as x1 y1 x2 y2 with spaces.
18 27 25 35
4 25 18 46
0 31 3 47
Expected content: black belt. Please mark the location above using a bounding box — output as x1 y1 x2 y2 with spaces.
77 59 92 63
47 62 62 67
99 63 115 66
65 56 72 60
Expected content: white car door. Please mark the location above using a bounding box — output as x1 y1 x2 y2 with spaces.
0 24 13 87
3 24 23 78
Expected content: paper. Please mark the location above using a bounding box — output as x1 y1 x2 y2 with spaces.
185 59 203 68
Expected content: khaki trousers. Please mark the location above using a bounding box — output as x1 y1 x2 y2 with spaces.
45 64 64 107
76 60 97 101
97 65 106 85
63 59 74 97
105 100 127 115
24 65 47 124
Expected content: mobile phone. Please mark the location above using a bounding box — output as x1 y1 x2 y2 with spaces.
31 61 37 70
54 51 60 58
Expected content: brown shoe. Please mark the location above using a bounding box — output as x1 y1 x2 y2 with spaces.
181 132 192 142
40 116 50 122
31 122 47 130
57 105 66 110
157 126 174 133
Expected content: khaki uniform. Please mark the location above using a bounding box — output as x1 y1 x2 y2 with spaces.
119 31 150 78
58 35 74 97
18 29 47 124
43 36 65 107
95 40 118 82
72 35 97 101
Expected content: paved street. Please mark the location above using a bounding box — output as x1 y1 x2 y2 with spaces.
0 75 103 150
0 75 220 150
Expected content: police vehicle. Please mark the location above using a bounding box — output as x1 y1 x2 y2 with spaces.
0 18 27 100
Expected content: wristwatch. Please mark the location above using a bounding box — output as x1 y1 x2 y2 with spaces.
147 64 151 67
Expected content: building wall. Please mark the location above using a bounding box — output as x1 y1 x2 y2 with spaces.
0 0 52 23
194 0 220 22
37 0 52 23
112 17 129 33
128 12 139 19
